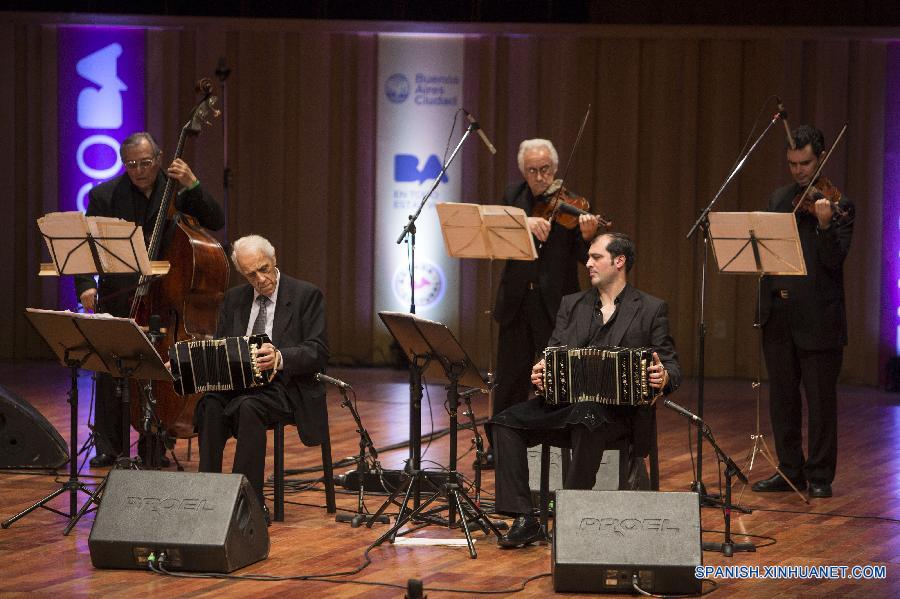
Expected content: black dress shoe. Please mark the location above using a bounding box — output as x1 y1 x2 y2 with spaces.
498 515 542 548
808 483 832 498
89 453 116 468
473 449 494 470
751 472 806 492
262 505 271 527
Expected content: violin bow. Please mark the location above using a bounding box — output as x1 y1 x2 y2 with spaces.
547 105 592 223
791 122 848 216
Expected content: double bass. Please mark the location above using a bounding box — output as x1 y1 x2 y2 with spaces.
129 79 230 447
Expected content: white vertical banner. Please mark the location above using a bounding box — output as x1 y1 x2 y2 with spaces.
374 34 464 359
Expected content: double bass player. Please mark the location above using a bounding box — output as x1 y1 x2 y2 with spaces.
74 131 224 467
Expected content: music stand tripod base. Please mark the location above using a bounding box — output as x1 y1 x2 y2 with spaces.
372 311 504 558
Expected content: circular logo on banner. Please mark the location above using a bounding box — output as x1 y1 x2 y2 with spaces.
392 261 445 309
385 73 410 104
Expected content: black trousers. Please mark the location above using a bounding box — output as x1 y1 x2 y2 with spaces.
493 289 553 419
92 373 124 456
196 386 293 504
492 420 630 515
763 303 842 485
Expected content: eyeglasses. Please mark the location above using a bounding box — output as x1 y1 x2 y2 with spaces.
124 157 157 170
525 164 553 177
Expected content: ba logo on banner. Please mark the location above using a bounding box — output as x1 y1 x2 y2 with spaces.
394 154 448 184
385 73 410 103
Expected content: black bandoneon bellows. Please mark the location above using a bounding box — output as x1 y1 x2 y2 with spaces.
169 334 274 396
543 345 655 406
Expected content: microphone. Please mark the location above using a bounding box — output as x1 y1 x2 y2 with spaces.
464 109 497 155
663 398 704 426
316 372 352 390
775 96 788 120
776 96 795 149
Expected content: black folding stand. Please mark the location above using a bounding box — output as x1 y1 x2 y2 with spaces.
1 350 95 531
368 311 503 559
61 323 171 535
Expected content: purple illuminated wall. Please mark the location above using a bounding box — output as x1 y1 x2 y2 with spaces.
57 26 145 310
881 43 900 377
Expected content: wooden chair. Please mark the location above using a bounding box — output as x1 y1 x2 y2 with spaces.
271 414 337 522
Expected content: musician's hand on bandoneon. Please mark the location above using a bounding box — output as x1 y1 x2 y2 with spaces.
256 342 279 371
649 352 669 391
531 359 546 392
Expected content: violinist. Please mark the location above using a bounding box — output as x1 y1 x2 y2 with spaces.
73 132 224 467
477 138 600 470
752 125 854 499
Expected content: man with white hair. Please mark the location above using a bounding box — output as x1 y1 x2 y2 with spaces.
478 139 600 469
194 234 329 522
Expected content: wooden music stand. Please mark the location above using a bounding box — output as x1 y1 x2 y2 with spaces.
435 202 537 262
368 311 502 559
435 202 536 467
708 211 809 504
2 309 172 534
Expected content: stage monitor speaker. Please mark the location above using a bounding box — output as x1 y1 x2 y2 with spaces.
0 383 68 469
89 470 269 573
552 490 702 594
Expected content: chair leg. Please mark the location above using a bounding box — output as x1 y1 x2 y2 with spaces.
274 422 284 522
649 415 660 491
539 444 550 535
321 434 336 514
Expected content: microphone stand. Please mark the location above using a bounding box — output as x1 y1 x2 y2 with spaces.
685 109 783 507
396 121 480 314
393 120 479 505
701 423 756 556
215 58 232 230
664 401 755 557
460 388 486 501
334 385 390 527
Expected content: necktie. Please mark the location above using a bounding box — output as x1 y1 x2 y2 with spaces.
252 295 269 335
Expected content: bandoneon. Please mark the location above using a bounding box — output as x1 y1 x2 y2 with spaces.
169 334 275 396
542 345 654 406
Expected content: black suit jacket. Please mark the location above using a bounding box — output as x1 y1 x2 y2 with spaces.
549 284 681 456
73 171 224 315
493 181 589 325
759 183 854 350
216 274 330 446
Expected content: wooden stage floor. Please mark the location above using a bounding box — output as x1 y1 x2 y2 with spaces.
0 360 897 597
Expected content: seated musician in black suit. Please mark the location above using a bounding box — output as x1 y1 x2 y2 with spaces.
488 232 680 548
194 234 329 523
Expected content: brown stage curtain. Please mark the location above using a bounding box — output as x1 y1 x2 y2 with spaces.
0 14 888 385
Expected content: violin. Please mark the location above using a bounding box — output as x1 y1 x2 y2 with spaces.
791 176 851 224
533 179 612 230
788 122 852 225
533 105 613 235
